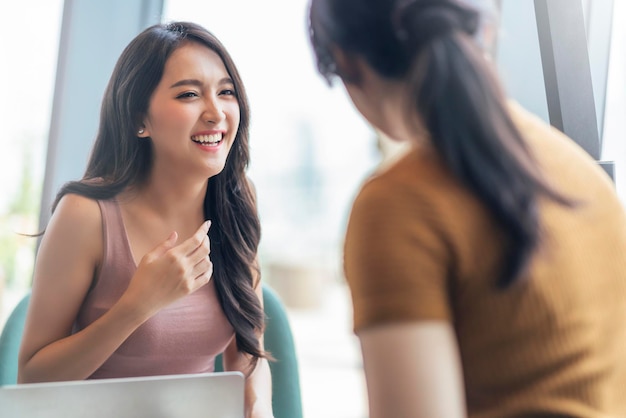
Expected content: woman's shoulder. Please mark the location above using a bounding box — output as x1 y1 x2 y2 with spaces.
506 100 616 192
506 100 592 157
54 193 103 219
356 145 464 210
36 193 104 285
49 193 104 245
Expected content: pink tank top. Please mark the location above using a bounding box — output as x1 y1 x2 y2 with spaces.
73 199 235 379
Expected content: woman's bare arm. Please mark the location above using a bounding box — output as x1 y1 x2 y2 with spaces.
358 321 467 418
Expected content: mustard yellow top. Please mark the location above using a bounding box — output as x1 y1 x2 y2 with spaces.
344 102 626 417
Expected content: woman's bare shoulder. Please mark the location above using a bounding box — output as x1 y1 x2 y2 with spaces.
38 193 104 275
53 192 101 218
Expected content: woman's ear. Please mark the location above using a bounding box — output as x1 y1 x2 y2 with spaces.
136 115 151 138
332 47 363 85
136 126 150 138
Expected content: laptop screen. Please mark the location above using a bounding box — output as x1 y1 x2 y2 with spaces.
0 372 245 418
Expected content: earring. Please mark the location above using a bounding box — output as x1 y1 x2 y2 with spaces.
138 128 145 135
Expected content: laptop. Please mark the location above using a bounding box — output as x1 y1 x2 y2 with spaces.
0 371 245 418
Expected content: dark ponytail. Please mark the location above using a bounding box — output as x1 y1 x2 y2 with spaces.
309 0 574 287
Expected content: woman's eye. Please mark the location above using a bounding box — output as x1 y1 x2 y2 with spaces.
177 91 198 99
220 89 236 96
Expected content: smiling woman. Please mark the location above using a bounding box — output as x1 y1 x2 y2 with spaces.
17 21 273 418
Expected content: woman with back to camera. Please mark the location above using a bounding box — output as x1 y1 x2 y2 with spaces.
308 0 626 417
18 21 273 418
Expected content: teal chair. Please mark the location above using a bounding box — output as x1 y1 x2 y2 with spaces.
0 293 30 385
0 285 303 418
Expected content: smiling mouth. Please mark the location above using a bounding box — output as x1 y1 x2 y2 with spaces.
191 133 223 145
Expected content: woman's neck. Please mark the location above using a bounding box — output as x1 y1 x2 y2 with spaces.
121 174 209 224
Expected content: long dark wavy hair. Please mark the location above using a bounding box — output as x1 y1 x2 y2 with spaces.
308 0 573 288
52 21 267 368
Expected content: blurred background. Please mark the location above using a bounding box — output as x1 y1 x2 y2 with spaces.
1 1 625 417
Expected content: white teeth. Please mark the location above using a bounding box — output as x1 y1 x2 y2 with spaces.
192 133 222 144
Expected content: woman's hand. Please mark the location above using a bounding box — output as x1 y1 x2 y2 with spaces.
119 220 213 319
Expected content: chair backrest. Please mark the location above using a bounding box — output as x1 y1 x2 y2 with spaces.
0 285 303 418
0 293 30 386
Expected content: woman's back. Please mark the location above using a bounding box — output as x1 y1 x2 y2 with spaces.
344 102 626 417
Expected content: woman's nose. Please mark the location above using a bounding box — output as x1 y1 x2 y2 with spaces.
202 97 225 124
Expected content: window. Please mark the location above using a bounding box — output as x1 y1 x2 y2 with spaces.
0 0 64 326
601 1 626 199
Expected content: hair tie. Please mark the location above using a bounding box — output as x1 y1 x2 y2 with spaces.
392 0 479 50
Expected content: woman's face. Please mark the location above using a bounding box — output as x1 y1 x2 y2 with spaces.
139 42 240 180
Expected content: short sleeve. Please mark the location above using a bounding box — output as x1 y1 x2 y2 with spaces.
344 178 453 333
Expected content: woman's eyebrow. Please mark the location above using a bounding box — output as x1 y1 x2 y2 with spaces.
170 77 233 89
170 79 203 89
218 77 234 86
